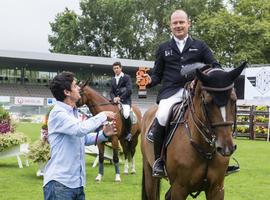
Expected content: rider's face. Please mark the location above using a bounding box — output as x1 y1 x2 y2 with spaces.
113 65 122 76
170 11 190 40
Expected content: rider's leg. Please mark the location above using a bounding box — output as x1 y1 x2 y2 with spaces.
122 104 132 141
152 88 186 178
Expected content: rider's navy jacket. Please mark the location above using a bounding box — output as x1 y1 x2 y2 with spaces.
110 73 132 105
149 36 220 103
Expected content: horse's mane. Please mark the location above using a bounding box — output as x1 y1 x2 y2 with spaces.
85 85 111 102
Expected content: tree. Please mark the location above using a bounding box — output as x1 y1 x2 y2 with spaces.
48 0 224 60
193 0 270 66
48 8 83 54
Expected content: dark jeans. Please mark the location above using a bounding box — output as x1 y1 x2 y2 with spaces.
43 180 85 200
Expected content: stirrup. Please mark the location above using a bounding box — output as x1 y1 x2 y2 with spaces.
152 158 165 178
225 157 240 176
125 133 132 142
146 130 154 142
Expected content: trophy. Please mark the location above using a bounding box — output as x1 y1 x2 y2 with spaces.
136 66 150 98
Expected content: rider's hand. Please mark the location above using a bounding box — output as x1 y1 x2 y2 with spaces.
102 120 117 137
102 111 116 121
113 97 121 104
136 73 152 84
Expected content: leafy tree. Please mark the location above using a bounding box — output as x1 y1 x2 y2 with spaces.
48 0 224 60
48 8 83 54
193 0 270 66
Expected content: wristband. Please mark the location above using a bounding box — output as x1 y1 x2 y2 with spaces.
102 131 108 138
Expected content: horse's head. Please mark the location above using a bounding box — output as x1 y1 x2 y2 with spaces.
194 62 246 157
76 79 90 108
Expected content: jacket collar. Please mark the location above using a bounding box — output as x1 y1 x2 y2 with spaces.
170 35 193 54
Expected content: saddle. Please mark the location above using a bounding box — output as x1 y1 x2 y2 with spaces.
146 99 188 146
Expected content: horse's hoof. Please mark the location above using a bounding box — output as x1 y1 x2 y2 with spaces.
95 174 102 182
131 170 136 175
124 169 129 175
115 174 121 182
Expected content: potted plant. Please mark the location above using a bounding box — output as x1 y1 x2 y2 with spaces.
28 107 52 176
0 106 28 155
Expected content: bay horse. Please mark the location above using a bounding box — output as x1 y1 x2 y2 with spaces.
77 82 142 182
141 63 246 200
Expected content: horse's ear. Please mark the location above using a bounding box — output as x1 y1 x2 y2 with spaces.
81 78 91 88
85 78 90 86
227 61 247 82
196 68 209 84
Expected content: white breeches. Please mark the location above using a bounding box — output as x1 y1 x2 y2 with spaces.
121 104 131 119
156 88 186 126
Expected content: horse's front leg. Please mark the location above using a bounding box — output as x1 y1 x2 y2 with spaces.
130 136 138 174
170 182 189 200
112 136 121 182
205 183 224 200
95 143 105 182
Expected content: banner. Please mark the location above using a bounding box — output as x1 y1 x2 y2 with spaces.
14 97 44 106
244 66 270 100
0 96 10 103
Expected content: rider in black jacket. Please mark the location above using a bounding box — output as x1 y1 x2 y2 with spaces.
110 62 133 141
137 9 220 178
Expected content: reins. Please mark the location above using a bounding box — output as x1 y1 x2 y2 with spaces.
86 101 117 109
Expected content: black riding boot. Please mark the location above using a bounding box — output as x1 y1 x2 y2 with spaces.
124 116 132 142
152 119 166 178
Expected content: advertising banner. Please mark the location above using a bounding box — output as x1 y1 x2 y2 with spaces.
14 97 44 106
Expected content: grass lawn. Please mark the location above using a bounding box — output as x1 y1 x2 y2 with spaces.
0 122 269 200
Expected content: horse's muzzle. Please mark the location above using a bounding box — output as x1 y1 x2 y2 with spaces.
216 144 237 157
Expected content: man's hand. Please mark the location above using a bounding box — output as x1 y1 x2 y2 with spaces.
113 97 121 104
103 121 117 137
102 111 116 121
136 73 151 84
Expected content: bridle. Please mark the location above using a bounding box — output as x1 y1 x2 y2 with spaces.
78 81 117 109
184 75 236 149
183 80 236 199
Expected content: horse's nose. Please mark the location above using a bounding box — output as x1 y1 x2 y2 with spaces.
216 144 236 157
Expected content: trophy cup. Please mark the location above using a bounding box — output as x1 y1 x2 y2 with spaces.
136 66 150 98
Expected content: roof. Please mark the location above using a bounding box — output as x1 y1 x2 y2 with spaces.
0 49 154 71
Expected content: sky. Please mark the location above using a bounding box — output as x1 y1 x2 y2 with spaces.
0 0 81 53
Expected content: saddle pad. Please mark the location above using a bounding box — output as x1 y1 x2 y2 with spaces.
130 110 137 124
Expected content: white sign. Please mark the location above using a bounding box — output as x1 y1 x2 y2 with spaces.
0 96 10 103
244 67 270 100
14 97 44 106
47 98 56 106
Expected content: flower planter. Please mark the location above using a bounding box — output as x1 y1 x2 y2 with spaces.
0 143 29 168
36 161 46 177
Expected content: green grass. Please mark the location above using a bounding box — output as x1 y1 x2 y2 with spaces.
0 123 269 199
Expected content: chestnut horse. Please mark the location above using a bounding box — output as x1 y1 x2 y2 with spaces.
77 83 142 182
141 63 246 199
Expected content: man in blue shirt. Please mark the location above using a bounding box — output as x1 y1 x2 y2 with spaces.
43 71 116 200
